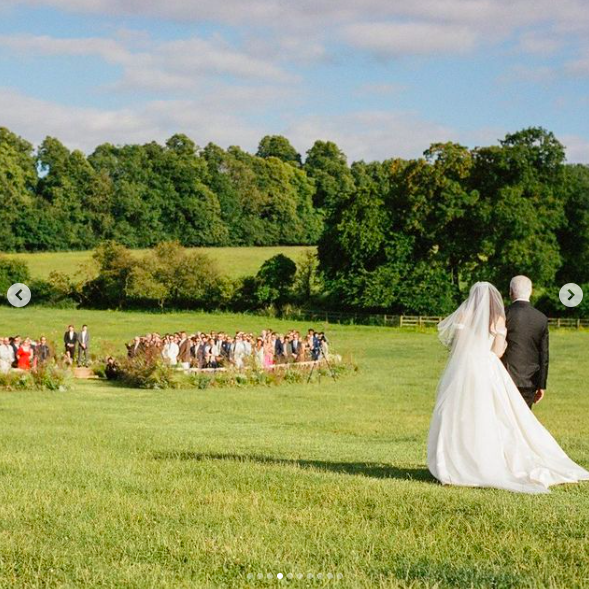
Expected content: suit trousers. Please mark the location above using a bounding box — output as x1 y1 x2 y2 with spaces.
518 387 537 409
77 345 89 366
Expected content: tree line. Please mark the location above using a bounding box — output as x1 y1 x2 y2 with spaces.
1 126 588 315
0 129 324 250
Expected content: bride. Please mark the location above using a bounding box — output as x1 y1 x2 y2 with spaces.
427 282 589 494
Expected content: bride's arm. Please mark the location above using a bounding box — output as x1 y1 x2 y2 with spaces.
491 316 507 358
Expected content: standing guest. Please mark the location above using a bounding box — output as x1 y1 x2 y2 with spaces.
263 335 274 368
17 338 33 370
221 334 232 361
10 336 21 367
223 335 234 366
161 335 171 363
196 336 207 369
308 329 321 361
233 333 247 369
291 332 301 360
189 336 199 366
127 336 142 358
209 337 221 368
36 336 51 365
64 325 77 362
168 335 180 366
298 338 308 363
178 331 192 370
318 332 329 358
0 337 14 373
170 335 177 362
283 335 293 362
275 333 285 363
77 324 90 367
254 338 265 368
204 337 213 367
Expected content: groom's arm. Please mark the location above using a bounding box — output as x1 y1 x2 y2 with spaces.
538 324 549 390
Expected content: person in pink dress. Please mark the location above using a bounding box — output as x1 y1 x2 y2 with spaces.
263 335 274 368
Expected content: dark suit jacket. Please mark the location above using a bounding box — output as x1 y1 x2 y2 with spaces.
36 344 51 363
64 331 77 347
502 301 549 390
275 339 284 357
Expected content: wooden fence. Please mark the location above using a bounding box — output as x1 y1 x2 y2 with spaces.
275 309 589 330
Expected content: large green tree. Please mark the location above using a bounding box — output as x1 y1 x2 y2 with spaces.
470 127 566 291
256 135 301 167
0 128 38 250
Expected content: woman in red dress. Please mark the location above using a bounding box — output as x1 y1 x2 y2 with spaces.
16 338 33 370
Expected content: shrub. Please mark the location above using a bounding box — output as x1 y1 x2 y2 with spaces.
114 355 179 389
0 257 30 304
109 354 356 390
0 363 71 391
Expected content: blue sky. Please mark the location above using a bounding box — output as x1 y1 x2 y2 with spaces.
1 0 589 162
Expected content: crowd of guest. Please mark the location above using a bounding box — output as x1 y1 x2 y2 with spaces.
1 324 332 376
125 328 329 370
0 335 51 372
0 324 91 373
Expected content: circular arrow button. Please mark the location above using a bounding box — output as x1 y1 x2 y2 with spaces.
559 283 583 308
7 283 31 308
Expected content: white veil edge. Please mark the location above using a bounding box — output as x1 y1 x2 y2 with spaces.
438 282 506 350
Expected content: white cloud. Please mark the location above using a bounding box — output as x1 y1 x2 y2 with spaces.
565 48 589 76
497 64 557 85
354 82 407 97
2 87 588 163
561 134 589 163
0 87 264 151
0 32 293 89
286 110 459 162
342 21 477 57
0 34 126 62
7 0 589 52
517 30 563 55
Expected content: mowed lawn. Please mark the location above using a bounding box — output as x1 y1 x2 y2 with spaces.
0 308 588 588
2 246 315 280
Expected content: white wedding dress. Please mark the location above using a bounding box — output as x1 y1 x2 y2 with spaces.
428 282 589 494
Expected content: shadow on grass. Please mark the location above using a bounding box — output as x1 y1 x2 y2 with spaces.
153 451 435 483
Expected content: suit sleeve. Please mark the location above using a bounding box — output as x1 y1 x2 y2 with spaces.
538 323 549 389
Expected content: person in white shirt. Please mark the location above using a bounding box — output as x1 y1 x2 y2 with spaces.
0 337 14 373
77 325 90 367
233 333 247 369
167 336 180 366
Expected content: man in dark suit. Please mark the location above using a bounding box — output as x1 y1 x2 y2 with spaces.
36 336 51 365
502 276 549 409
196 336 207 370
64 325 77 363
274 333 285 363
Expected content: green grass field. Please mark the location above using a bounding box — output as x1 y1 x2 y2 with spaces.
0 307 588 588
2 246 315 280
